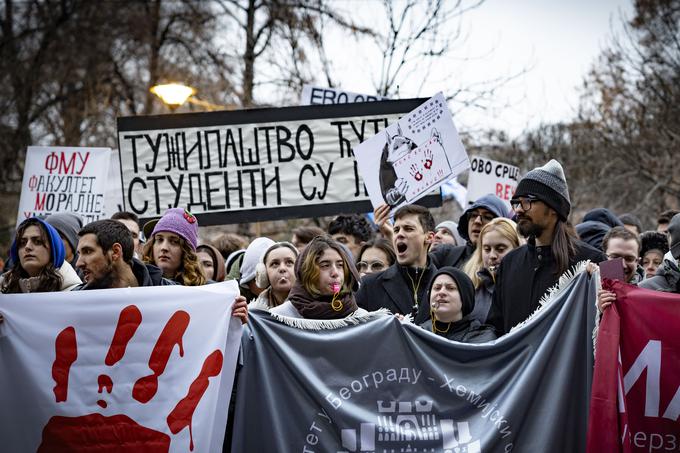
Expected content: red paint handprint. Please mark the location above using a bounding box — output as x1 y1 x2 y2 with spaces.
410 164 423 181
40 304 223 453
423 148 433 170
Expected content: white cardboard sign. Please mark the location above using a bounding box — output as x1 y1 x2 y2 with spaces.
465 156 519 209
353 93 470 211
17 146 111 227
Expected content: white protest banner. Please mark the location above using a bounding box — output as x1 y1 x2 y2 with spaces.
16 146 111 227
465 156 519 208
300 84 389 105
0 281 242 453
116 100 441 225
353 93 470 211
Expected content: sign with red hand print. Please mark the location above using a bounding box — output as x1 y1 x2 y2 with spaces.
353 92 470 213
0 281 242 452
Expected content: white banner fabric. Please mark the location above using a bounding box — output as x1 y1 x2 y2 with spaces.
0 281 242 453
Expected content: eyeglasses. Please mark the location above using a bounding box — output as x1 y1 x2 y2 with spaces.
357 261 387 273
606 254 639 264
468 210 496 223
510 197 538 212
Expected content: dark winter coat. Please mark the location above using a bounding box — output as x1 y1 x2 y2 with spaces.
429 243 474 269
488 238 606 334
356 260 437 324
469 268 495 324
419 317 497 343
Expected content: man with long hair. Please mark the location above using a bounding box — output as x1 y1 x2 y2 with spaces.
488 159 606 334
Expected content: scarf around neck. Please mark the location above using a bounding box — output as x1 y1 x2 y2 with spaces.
288 236 361 320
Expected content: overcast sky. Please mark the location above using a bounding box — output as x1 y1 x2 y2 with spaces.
320 0 634 138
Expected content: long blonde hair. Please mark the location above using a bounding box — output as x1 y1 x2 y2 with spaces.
463 218 520 289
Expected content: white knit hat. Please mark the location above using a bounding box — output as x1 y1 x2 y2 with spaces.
239 237 275 287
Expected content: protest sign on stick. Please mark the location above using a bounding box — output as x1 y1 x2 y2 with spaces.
353 92 469 212
0 281 242 453
16 146 111 226
116 100 441 225
465 156 519 209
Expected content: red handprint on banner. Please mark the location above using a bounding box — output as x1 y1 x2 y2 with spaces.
40 305 223 453
410 164 424 181
423 148 433 170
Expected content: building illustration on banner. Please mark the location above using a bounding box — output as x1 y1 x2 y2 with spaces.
338 399 481 453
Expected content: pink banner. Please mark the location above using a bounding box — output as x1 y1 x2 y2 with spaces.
588 280 680 452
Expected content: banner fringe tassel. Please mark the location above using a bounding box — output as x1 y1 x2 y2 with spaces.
249 298 392 330
509 260 591 334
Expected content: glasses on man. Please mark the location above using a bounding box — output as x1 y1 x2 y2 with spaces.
510 197 538 212
468 210 496 223
357 260 387 273
606 254 639 264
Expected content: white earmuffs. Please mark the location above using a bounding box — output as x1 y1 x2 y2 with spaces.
255 262 269 289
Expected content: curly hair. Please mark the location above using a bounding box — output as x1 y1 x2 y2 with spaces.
142 234 207 286
299 236 352 298
1 219 62 293
328 214 375 243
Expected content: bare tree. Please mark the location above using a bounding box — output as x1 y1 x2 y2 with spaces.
215 0 372 107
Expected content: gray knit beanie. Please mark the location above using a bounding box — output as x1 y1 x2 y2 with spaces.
513 159 571 220
435 221 464 246
45 212 83 253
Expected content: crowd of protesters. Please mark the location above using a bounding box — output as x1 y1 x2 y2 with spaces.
3 157 680 452
2 157 679 334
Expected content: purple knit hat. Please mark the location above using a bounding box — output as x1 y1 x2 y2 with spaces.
150 208 199 251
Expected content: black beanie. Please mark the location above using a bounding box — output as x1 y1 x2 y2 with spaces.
514 159 571 221
426 266 475 317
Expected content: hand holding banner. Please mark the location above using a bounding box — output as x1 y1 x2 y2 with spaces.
588 281 680 453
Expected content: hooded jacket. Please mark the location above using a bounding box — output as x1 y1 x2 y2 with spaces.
456 194 510 242
437 194 509 270
419 267 496 343
575 208 625 250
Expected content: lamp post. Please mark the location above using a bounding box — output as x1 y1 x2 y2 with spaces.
150 83 227 111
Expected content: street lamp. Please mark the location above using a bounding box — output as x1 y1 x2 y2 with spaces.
150 83 195 110
150 82 228 111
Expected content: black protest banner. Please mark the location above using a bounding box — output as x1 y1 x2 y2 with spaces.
116 100 441 225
